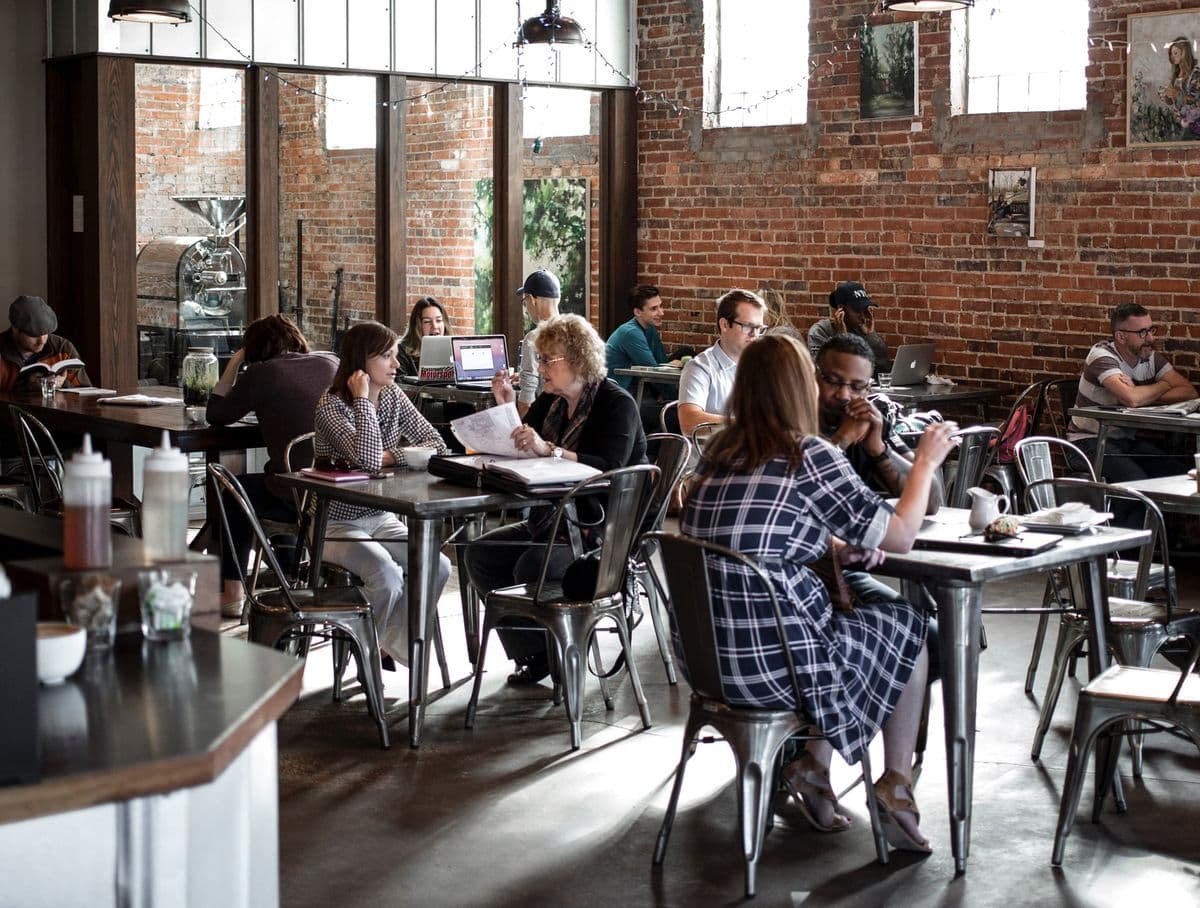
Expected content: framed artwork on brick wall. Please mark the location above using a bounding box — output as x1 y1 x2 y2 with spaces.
987 167 1035 239
1127 8 1200 146
861 21 918 119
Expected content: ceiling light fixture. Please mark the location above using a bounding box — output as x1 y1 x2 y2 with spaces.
882 1 974 12
517 2 585 46
107 1 192 25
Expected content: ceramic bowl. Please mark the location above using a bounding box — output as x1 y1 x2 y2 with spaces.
402 446 436 470
36 622 86 685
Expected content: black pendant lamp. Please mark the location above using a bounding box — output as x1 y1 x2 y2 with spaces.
518 2 584 46
108 1 192 24
882 1 974 11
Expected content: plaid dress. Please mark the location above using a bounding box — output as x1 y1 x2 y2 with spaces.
680 436 924 763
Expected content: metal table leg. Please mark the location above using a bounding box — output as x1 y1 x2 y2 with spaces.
458 515 483 664
1091 424 1109 479
407 516 443 748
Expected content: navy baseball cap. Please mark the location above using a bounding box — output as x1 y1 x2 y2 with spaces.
516 270 561 299
829 281 877 312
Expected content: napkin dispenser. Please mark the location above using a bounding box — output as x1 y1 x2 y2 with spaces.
0 592 40 785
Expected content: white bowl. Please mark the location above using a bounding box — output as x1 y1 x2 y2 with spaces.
402 446 436 470
36 622 86 685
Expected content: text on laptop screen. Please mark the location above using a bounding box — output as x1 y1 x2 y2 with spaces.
452 336 508 380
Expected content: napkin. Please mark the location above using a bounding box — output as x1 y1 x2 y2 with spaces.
925 375 955 386
1023 502 1111 528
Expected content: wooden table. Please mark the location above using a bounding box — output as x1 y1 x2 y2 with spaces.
1069 405 1200 475
882 383 1004 420
614 365 683 407
275 469 546 748
873 508 1149 874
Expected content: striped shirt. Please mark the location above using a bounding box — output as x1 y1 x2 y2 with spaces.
1068 340 1174 440
313 384 447 521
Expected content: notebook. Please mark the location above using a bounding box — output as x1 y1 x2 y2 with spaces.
889 343 936 387
451 335 508 389
413 335 454 383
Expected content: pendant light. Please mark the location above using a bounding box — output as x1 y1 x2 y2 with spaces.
882 1 974 12
518 2 585 46
107 1 192 24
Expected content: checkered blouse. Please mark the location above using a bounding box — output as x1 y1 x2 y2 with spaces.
679 436 924 763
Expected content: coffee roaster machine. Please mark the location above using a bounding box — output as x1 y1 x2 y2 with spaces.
136 195 248 385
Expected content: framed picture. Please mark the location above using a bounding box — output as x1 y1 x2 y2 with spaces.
987 167 1036 239
1127 8 1200 146
861 21 918 119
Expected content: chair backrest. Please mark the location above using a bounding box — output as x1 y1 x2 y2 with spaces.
284 431 316 514
946 425 999 508
658 399 681 434
535 463 660 603
208 463 304 614
1014 435 1097 511
1027 477 1174 612
992 379 1048 465
643 432 692 536
690 421 722 453
1041 376 1080 438
9 406 65 511
646 531 805 708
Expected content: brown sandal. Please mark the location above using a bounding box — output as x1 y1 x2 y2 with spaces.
874 769 932 854
781 753 852 833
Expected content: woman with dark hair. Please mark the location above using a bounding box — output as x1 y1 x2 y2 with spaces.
313 320 450 668
463 313 646 685
396 296 449 377
681 334 955 854
207 314 339 617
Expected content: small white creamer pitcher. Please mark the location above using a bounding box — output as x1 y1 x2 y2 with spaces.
966 486 1009 533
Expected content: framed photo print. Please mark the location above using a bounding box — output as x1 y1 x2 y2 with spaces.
861 21 918 119
987 167 1036 239
1127 8 1200 146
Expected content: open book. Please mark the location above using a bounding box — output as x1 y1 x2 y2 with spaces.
19 357 84 376
1128 398 1200 416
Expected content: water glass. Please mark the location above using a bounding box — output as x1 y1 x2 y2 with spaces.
876 372 893 391
138 568 196 641
60 574 121 650
40 376 57 401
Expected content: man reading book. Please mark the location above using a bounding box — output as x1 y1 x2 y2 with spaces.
0 295 91 392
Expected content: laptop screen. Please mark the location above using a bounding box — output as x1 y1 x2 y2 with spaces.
451 335 509 381
418 336 452 370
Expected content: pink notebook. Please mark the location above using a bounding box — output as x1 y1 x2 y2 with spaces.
300 467 372 483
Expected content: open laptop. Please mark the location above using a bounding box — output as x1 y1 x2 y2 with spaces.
451 335 508 389
889 342 936 387
412 335 454 383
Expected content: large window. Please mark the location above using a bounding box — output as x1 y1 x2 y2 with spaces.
954 0 1088 115
703 0 810 128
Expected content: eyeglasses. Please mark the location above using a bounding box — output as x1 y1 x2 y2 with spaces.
730 320 768 337
1116 326 1157 339
818 372 871 393
536 354 567 367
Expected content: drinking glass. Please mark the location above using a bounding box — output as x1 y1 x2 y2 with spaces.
876 372 893 391
60 574 122 649
138 568 196 641
40 376 57 400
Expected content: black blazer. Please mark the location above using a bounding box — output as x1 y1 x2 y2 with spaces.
526 378 647 471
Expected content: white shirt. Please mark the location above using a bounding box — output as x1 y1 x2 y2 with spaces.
679 340 736 415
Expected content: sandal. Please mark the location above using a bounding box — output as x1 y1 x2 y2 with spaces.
780 753 852 833
874 769 932 854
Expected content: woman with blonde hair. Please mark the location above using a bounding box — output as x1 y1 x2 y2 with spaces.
681 334 955 853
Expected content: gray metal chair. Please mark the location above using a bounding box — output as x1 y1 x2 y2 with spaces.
1041 376 1080 438
1026 478 1200 775
1052 637 1200 866
658 399 680 434
465 464 660 750
944 425 1000 509
981 379 1048 506
647 532 889 897
208 462 391 749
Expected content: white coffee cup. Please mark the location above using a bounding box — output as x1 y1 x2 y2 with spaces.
36 622 86 685
402 446 436 470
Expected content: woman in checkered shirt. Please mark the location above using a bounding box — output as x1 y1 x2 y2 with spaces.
313 321 450 670
681 334 956 854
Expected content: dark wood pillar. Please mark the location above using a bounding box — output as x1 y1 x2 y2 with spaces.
376 75 407 329
245 65 280 323
493 84 525 351
46 56 137 390
599 89 638 336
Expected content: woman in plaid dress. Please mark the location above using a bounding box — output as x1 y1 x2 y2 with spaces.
681 334 956 853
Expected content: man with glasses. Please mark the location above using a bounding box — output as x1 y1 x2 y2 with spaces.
807 281 889 371
1067 302 1197 482
677 288 768 437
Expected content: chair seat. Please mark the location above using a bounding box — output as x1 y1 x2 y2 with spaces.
488 581 622 611
1084 663 1200 705
255 585 369 616
1106 598 1200 627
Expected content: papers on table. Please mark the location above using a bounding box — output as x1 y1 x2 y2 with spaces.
59 387 117 396
450 403 533 458
1021 502 1111 534
484 457 599 487
96 394 180 407
1126 399 1200 416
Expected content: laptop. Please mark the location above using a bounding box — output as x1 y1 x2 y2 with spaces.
889 343 936 387
412 336 454 383
451 335 509 389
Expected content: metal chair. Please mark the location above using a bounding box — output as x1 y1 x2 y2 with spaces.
208 463 391 749
982 379 1048 506
1052 637 1200 866
944 425 1000 508
465 464 660 750
658 399 680 434
1026 478 1200 775
9 405 140 536
647 532 889 897
1041 376 1080 438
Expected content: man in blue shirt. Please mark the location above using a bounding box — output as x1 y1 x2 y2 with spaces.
605 284 679 432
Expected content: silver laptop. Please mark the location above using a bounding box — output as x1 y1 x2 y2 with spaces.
889 343 936 387
450 335 509 388
413 336 454 383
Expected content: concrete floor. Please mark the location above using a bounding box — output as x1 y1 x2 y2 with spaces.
263 569 1200 907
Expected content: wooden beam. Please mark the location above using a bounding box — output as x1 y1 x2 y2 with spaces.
599 89 638 337
493 84 525 351
245 65 280 323
376 75 407 329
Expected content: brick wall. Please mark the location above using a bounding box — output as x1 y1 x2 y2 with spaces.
636 0 1200 398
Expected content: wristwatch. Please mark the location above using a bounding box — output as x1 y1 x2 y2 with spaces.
551 445 564 459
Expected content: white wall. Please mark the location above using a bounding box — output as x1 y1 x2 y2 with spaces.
0 0 47 330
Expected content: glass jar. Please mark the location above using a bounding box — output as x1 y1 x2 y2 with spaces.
180 347 218 406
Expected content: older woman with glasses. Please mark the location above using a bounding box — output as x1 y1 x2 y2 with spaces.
463 313 647 685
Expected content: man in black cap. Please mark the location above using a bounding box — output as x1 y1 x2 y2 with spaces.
807 281 889 371
513 269 561 417
0 295 91 391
